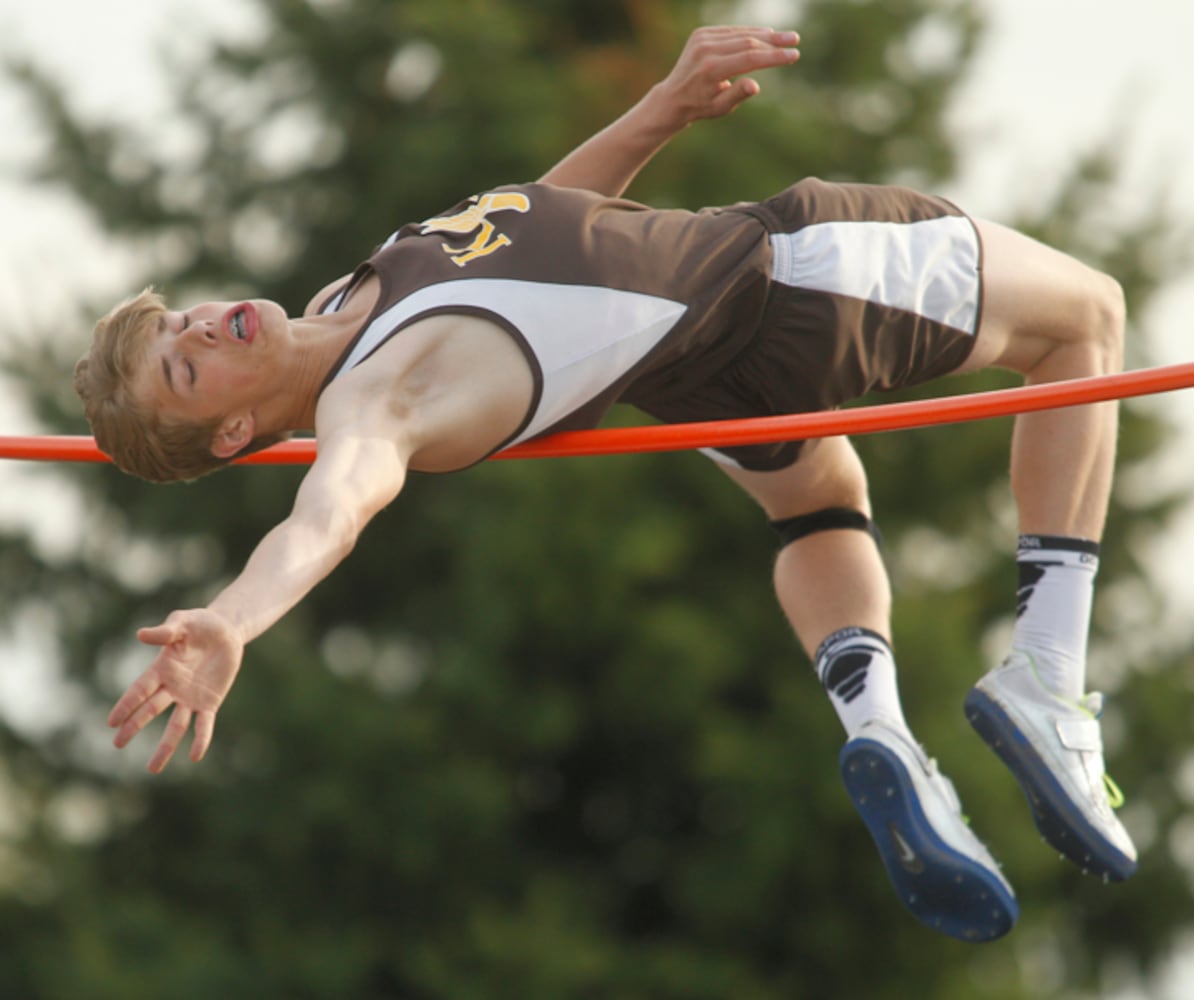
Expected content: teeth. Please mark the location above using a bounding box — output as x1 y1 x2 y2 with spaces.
231 312 245 338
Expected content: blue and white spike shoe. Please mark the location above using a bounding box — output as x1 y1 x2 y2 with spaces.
840 719 1019 942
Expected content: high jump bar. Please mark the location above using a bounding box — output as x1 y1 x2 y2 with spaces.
2 361 1193 466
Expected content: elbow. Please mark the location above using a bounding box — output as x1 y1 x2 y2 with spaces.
329 505 368 560
299 501 367 564
291 452 406 564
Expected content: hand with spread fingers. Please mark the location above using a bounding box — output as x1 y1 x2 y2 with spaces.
108 609 244 773
653 25 801 127
537 24 800 196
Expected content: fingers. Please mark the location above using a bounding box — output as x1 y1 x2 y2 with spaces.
107 670 166 728
111 685 173 748
137 621 183 647
147 704 193 774
191 711 216 763
702 35 800 85
695 25 799 46
668 25 800 122
108 681 213 773
690 25 801 62
710 77 763 117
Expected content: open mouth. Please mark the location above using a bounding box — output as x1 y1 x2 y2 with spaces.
224 303 257 342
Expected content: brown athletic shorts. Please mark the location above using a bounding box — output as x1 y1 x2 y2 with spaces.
643 177 984 471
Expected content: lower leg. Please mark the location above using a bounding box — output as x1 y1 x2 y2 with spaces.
720 438 912 739
772 527 909 737
773 527 890 657
1009 320 1122 699
1010 350 1120 540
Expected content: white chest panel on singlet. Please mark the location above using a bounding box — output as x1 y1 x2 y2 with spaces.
333 277 686 444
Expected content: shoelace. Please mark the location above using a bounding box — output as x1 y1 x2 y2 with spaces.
918 748 971 821
1103 773 1126 809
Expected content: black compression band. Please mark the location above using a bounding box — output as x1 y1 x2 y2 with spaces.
770 507 882 549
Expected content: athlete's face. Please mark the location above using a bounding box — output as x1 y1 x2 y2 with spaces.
135 298 288 435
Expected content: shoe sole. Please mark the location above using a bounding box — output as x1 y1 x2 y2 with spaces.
840 738 1018 942
964 687 1137 882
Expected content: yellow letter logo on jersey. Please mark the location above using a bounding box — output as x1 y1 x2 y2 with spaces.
420 192 531 267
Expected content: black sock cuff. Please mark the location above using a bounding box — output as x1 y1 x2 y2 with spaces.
1017 534 1101 560
813 626 891 670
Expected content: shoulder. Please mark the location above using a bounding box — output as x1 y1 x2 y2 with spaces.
313 361 402 447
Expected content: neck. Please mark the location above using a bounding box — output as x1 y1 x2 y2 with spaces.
262 311 361 434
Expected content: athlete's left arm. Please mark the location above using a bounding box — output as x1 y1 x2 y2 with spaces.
538 25 799 197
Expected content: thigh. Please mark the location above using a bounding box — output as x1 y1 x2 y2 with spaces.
959 218 1120 376
715 435 871 521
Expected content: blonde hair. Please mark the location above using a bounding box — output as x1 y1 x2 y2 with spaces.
74 289 285 483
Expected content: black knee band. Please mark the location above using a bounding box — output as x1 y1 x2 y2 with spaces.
770 507 882 549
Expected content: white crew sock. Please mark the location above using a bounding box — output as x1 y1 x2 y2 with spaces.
814 627 910 739
1011 534 1099 702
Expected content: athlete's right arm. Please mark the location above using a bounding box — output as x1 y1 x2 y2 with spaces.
210 427 409 641
107 425 410 773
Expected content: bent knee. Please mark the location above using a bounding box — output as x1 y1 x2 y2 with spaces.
988 267 1125 378
1091 271 1126 369
967 220 1126 377
1054 269 1125 377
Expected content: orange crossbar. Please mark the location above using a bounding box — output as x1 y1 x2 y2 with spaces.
3 362 1193 466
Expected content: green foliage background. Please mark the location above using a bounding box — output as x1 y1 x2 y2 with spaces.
2 1 1193 997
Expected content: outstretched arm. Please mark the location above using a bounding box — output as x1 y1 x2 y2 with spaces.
108 430 409 773
539 25 800 197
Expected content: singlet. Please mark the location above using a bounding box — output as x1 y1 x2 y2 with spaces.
318 183 772 463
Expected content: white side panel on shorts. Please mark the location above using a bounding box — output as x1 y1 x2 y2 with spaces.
768 215 981 335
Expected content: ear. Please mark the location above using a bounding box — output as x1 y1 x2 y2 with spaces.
210 412 256 458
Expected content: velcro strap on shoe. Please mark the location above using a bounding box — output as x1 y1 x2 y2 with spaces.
1056 716 1103 753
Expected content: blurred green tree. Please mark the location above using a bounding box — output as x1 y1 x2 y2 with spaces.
1 0 1192 997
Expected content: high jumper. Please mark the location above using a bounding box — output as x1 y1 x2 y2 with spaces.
75 25 1134 942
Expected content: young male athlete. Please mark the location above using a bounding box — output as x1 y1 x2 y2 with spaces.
75 26 1135 942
